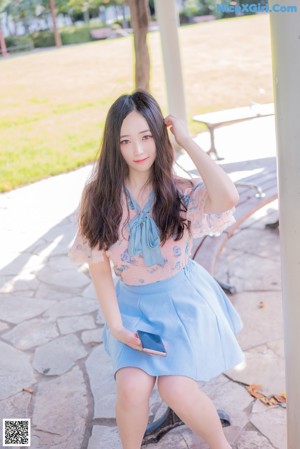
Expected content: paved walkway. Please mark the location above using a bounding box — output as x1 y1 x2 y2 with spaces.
0 116 286 449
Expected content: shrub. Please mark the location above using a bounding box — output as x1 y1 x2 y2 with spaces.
28 24 106 48
4 35 34 52
60 25 92 44
30 30 55 48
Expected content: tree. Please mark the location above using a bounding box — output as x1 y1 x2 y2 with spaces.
49 0 62 47
127 0 150 91
1 0 35 36
0 27 8 56
0 0 9 56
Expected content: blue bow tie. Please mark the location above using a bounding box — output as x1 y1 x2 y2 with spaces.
125 188 165 267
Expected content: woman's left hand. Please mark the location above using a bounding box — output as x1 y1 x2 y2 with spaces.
164 114 191 148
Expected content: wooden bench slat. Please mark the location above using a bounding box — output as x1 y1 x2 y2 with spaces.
236 178 277 206
192 234 228 273
233 187 278 227
235 167 277 184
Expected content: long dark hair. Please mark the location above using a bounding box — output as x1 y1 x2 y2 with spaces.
79 90 191 250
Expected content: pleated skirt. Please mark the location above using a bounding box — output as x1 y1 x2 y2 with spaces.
103 259 244 381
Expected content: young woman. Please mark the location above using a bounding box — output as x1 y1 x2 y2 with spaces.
69 90 244 449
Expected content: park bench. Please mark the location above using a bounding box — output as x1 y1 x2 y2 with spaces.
143 156 278 444
0 42 34 56
90 28 128 40
90 28 116 40
193 103 274 160
191 156 278 293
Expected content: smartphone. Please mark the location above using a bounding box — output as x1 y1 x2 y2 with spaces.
137 330 167 357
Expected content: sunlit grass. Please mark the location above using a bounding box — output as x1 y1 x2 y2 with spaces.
0 14 273 192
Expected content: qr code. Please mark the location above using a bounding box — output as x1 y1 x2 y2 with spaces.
3 419 31 447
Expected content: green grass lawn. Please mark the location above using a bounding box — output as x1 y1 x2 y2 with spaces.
0 14 273 192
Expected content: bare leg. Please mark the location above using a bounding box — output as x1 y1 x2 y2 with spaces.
116 367 156 449
157 376 231 449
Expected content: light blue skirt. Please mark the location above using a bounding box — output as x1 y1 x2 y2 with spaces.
103 259 244 381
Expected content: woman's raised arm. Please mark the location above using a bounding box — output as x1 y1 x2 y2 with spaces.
164 114 239 214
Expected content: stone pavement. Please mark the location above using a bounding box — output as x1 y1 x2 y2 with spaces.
0 116 286 449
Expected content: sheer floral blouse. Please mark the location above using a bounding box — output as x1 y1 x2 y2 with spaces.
68 177 235 286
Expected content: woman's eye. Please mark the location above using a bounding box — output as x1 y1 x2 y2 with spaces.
143 134 153 140
120 139 129 145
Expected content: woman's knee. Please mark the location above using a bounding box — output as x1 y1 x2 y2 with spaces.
157 376 198 406
116 368 155 406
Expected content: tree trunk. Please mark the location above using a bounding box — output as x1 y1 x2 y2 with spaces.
12 18 17 36
22 17 30 34
5 14 13 36
0 27 8 57
121 5 127 28
49 0 62 48
128 0 150 91
83 3 90 24
99 6 106 25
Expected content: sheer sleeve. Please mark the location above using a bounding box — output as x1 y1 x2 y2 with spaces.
183 179 236 238
68 231 105 264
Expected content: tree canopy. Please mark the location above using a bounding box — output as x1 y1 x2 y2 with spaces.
1 0 128 32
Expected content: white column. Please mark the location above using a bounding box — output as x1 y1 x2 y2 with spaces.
269 2 300 448
154 0 187 122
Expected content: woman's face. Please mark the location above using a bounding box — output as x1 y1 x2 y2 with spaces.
119 110 157 177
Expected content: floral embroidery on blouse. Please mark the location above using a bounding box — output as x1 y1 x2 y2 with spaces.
120 249 136 264
147 266 160 274
180 193 190 207
173 245 182 257
174 260 182 270
114 265 129 273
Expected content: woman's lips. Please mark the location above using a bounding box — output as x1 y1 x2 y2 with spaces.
133 157 149 164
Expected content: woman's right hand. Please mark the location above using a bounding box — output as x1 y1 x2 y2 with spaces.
111 326 142 351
